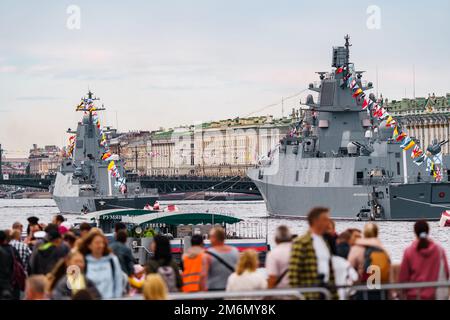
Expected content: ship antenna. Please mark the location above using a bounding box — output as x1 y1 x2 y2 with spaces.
344 34 351 70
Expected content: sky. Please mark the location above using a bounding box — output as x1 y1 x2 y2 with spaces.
1 0 449 157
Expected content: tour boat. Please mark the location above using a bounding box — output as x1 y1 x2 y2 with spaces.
439 210 450 227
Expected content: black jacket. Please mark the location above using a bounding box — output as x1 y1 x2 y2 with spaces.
0 245 14 299
30 241 70 275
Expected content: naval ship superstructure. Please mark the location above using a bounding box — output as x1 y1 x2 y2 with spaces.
248 36 450 220
52 91 158 214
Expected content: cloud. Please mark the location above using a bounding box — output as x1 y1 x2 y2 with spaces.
0 65 17 73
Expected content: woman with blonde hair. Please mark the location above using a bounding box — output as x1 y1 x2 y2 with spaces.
225 250 267 297
347 222 391 300
142 274 168 300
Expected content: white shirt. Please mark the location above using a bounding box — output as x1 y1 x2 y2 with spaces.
265 242 292 288
226 270 268 300
311 233 331 282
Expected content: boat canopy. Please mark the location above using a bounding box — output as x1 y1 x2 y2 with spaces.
78 208 242 226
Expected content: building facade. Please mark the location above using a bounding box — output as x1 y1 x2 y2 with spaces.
389 93 450 154
193 116 291 176
112 115 292 177
28 144 62 175
109 131 151 175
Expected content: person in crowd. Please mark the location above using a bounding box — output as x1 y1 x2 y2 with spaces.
49 250 100 300
63 232 77 249
142 274 168 300
265 225 292 289
181 234 208 292
399 220 450 300
52 214 68 235
323 220 338 255
114 222 127 234
336 228 361 259
331 253 359 300
24 217 43 250
206 226 239 291
226 250 267 298
348 222 390 300
26 216 40 237
110 229 134 276
12 222 24 235
72 289 96 300
129 264 146 296
288 207 338 300
78 232 124 299
145 235 182 292
29 224 70 275
0 230 15 299
9 229 32 270
24 275 48 300
79 222 92 238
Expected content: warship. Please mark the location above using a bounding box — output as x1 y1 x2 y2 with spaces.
52 91 158 214
248 36 450 220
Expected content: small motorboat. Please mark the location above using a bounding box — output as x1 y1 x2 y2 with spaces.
439 210 450 227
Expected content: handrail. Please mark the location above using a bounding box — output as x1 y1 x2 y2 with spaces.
169 287 331 300
114 281 450 300
115 287 331 300
343 280 450 291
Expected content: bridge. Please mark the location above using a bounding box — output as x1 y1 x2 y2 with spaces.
0 174 260 195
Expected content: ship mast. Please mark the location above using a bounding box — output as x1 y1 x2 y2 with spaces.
344 34 351 74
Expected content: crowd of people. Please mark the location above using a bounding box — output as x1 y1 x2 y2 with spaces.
0 207 449 300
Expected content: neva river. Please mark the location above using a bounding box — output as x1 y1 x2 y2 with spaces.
1 198 450 263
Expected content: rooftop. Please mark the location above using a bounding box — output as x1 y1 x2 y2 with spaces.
388 93 450 113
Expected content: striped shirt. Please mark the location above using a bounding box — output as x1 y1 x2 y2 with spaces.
9 239 32 268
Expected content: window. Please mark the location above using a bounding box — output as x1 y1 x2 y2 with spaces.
324 171 330 183
296 170 299 182
395 152 401 158
396 162 401 175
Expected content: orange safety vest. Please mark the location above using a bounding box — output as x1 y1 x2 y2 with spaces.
181 252 204 292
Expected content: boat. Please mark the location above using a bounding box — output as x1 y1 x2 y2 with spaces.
75 208 270 264
439 211 450 227
247 35 450 221
51 91 159 214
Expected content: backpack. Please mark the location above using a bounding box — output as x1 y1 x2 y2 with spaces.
157 265 178 292
361 246 390 283
10 247 26 291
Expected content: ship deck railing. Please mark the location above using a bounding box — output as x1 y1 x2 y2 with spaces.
356 176 441 186
113 280 450 300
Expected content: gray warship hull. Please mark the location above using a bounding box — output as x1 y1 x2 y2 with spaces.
249 177 450 220
53 194 158 214
247 36 450 221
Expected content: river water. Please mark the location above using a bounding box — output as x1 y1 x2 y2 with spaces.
1 198 449 263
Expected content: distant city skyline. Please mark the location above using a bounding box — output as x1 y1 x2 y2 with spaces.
1 0 449 157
